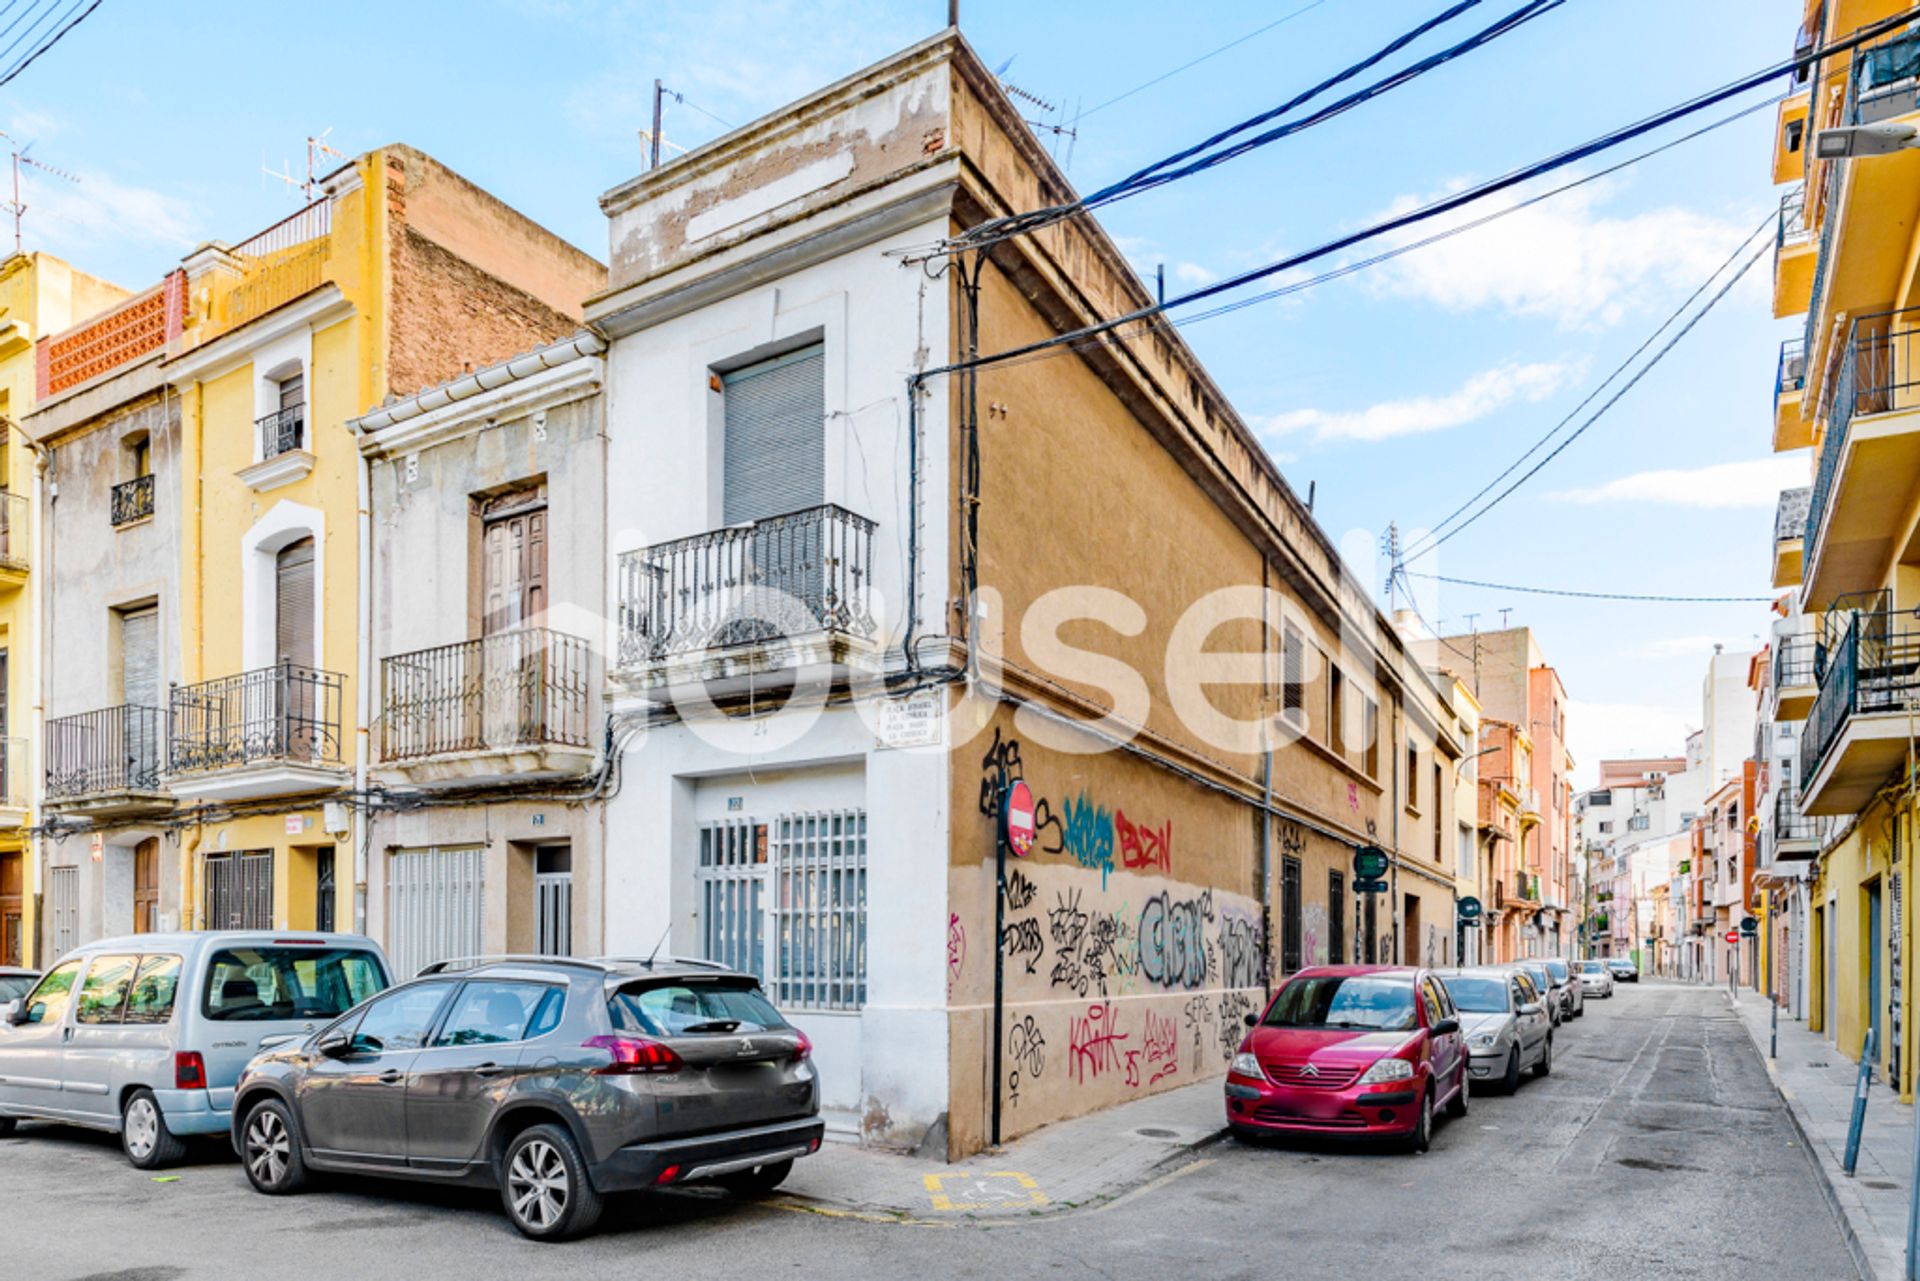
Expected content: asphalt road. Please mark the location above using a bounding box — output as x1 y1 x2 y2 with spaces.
0 981 1856 1281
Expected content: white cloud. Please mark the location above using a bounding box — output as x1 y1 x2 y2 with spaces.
1259 359 1580 444
21 166 196 257
1363 177 1757 329
1172 261 1216 285
1548 456 1807 508
1566 699 1696 790
1624 635 1757 660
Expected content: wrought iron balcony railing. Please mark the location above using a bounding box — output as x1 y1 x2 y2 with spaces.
1776 337 1807 414
1802 152 1845 356
1773 633 1816 691
257 404 306 459
1777 186 1810 250
380 627 594 763
1775 788 1819 846
169 662 345 774
0 491 26 571
111 474 154 527
618 503 877 666
1807 307 1920 557
46 704 164 799
1800 609 1920 791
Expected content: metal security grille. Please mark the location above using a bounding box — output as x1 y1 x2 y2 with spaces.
771 809 866 1011
698 819 765 981
1281 855 1303 974
387 847 484 979
50 865 78 955
205 852 273 930
535 846 572 957
722 345 825 525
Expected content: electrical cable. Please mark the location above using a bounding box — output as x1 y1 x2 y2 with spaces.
0 0 51 48
0 0 97 86
1403 571 1775 603
0 0 66 69
1077 0 1331 119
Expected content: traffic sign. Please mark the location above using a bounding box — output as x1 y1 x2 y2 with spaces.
1003 780 1036 858
1740 915 1760 936
1353 845 1389 879
1724 929 1740 944
1354 877 1389 894
1458 896 1483 921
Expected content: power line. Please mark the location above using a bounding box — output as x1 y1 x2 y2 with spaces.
1404 571 1774 604
1403 235 1769 558
0 0 65 67
1404 207 1774 560
0 0 98 87
1079 0 1331 119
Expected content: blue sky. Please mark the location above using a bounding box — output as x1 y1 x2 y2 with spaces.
15 0 1801 783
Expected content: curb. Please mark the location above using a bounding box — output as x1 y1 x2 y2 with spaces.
1726 990 1880 1281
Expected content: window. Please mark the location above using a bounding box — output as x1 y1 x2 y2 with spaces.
351 983 454 1055
1628 814 1650 832
1281 855 1302 973
1282 625 1304 719
722 344 825 526
75 955 139 1024
1457 823 1474 878
128 432 152 480
1589 789 1612 808
275 536 315 667
1433 762 1444 860
480 486 548 636
1262 975 1415 1031
432 981 558 1047
1362 697 1379 777
1407 746 1420 810
1328 870 1346 965
1598 821 1614 834
1785 118 1805 154
21 958 81 1025
1328 666 1345 756
202 946 387 1022
123 954 183 1025
607 979 791 1036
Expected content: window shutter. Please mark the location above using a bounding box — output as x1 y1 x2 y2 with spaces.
1282 626 1304 714
120 608 159 708
723 345 825 525
276 538 316 666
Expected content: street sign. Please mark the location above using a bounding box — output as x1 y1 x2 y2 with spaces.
1740 915 1760 936
1354 877 1389 894
1003 780 1036 858
1458 896 1483 921
1724 929 1740 944
1353 845 1389 879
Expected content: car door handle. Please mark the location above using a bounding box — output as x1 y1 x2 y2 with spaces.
377 1070 404 1085
472 1063 506 1079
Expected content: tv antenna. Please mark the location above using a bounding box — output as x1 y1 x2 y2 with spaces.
0 131 79 255
997 66 1079 169
264 128 346 202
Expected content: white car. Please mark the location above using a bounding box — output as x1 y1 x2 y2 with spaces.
1576 959 1615 998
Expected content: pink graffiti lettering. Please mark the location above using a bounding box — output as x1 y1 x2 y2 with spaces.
947 913 966 996
1068 1002 1131 1084
1114 810 1172 875
1144 1010 1180 1085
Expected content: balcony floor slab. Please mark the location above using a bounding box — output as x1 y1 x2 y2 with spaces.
43 791 175 821
372 744 597 790
1801 710 1918 816
168 761 349 804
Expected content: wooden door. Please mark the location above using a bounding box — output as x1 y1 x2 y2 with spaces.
482 501 547 636
0 851 19 966
133 839 159 934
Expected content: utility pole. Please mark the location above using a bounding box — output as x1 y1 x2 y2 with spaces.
1382 522 1403 615
651 79 665 171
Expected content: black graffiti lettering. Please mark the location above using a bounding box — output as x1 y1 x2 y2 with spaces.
1218 915 1264 991
1138 889 1214 990
1003 916 1045 974
1216 990 1255 1062
1004 867 1038 911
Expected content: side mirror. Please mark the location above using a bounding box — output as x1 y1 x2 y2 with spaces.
2 998 23 1026
1430 1017 1460 1037
1243 1013 1258 1028
1519 1002 1543 1017
315 1031 354 1059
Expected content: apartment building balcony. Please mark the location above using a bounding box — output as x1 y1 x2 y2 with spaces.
1772 89 1811 186
1856 29 1920 125
1799 605 1920 815
1775 339 1812 452
0 737 26 829
615 503 878 694
0 491 27 586
375 628 597 789
1771 630 1818 721
238 403 313 492
1773 486 1809 590
167 662 348 802
1773 186 1816 320
44 705 172 819
1772 788 1820 863
1803 309 1920 608
111 475 155 528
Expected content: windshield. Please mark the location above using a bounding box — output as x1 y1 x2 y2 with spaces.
1544 960 1570 982
202 947 388 1022
1579 961 1606 973
608 979 790 1036
1438 976 1508 1014
1262 975 1417 1031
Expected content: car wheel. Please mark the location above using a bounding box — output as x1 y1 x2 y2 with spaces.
1534 1035 1553 1078
1502 1045 1522 1093
121 1088 186 1170
1404 1090 1433 1154
719 1158 794 1196
1445 1065 1469 1119
241 1098 308 1195
502 1124 603 1242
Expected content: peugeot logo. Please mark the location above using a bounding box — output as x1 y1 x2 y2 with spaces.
1299 1062 1320 1078
736 1040 758 1057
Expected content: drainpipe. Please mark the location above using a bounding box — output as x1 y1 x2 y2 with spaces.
24 434 48 965
353 437 372 934
1260 724 1273 995
1390 693 1401 963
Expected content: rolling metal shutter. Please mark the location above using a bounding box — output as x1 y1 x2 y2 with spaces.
276 538 315 666
120 608 159 708
722 346 825 525
387 846 484 979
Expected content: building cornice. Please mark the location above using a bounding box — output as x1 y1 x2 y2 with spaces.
163 287 353 387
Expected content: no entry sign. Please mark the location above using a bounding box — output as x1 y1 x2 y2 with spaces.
1724 929 1740 944
1004 780 1036 857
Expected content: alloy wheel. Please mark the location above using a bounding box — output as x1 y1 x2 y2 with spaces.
124 1096 158 1160
247 1108 291 1187
508 1139 570 1231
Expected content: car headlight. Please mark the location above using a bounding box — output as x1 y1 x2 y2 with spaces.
1357 1057 1415 1085
1230 1052 1263 1079
1470 1033 1496 1049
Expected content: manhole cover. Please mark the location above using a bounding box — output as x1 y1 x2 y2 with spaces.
1135 1127 1179 1139
1808 1062 1831 1069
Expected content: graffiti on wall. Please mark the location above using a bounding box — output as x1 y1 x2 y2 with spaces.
1063 792 1116 887
1116 810 1173 875
1068 1002 1130 1084
1138 889 1214 990
947 914 966 997
1007 1014 1046 1107
978 728 1064 854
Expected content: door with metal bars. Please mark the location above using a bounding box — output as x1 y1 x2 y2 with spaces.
388 846 483 980
534 844 572 956
205 851 273 930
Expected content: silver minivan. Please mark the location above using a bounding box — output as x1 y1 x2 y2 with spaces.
0 931 390 1168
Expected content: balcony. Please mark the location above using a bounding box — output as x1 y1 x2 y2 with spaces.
1773 486 1809 589
1773 788 1820 862
1773 90 1811 186
616 503 877 692
1771 631 1818 722
168 662 348 802
376 628 597 788
1774 186 1817 321
1799 607 1920 815
1803 308 1920 608
0 737 25 825
1775 338 1812 452
239 404 313 492
0 491 26 580
110 474 155 528
44 705 171 819
1855 30 1920 125
180 200 333 352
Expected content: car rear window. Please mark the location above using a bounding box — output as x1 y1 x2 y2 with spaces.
202 947 387 1022
1261 975 1416 1031
608 979 790 1037
1544 960 1570 982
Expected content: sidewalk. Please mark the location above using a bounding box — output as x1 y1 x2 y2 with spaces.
775 1080 1227 1223
1728 986 1914 1281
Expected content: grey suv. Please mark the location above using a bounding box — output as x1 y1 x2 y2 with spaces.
231 955 823 1240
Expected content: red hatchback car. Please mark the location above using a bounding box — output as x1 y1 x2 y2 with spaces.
1225 965 1469 1152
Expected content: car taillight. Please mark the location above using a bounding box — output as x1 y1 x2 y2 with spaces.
655 1164 682 1185
175 1051 207 1090
789 1028 813 1064
583 1034 683 1075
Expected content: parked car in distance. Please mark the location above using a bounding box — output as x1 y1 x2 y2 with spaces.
0 967 36 1003
0 933 391 1169
233 955 825 1241
1515 962 1563 1026
1226 965 1469 1154
1606 957 1640 983
1543 958 1583 1019
1435 967 1552 1092
1576 960 1615 998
